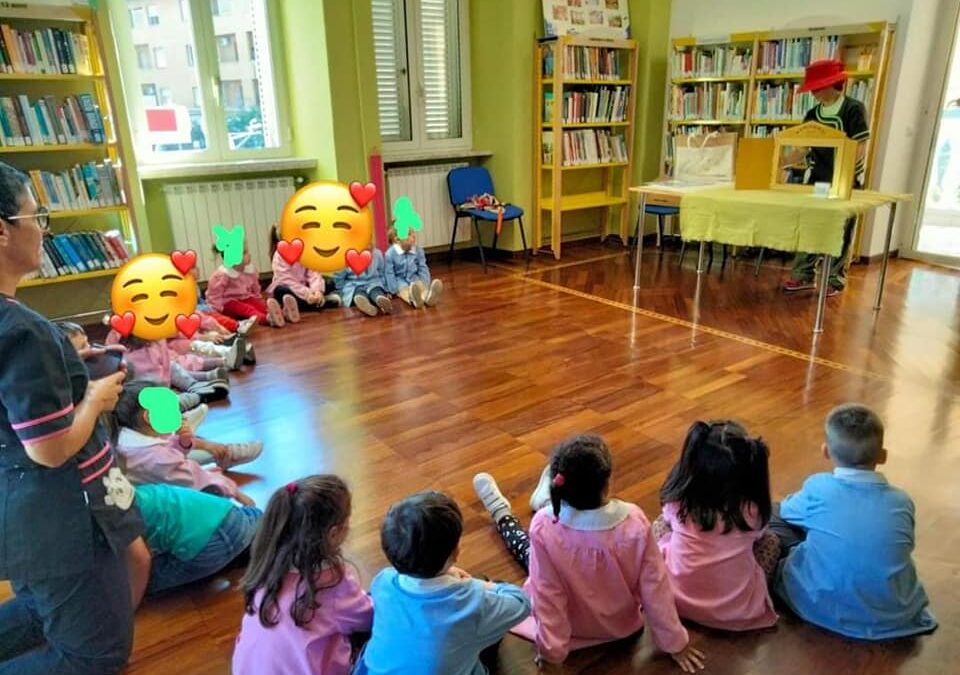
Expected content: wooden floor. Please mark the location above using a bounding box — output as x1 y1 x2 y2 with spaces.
7 242 960 674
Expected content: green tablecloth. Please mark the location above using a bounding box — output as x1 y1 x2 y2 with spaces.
679 188 894 256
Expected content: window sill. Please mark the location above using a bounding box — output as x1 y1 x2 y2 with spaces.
382 149 493 167
138 158 318 181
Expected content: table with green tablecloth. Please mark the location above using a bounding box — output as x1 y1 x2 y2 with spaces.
629 183 912 334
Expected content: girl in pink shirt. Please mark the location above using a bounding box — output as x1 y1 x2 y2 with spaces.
654 421 779 632
206 243 272 326
474 435 706 672
265 226 342 327
233 475 373 675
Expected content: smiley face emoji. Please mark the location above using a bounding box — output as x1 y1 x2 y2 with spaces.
278 180 375 273
110 253 198 341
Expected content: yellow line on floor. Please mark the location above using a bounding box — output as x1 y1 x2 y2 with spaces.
511 273 884 380
507 251 630 275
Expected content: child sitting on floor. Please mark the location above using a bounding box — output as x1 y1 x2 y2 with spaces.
333 247 393 317
114 381 260 504
206 242 270 326
771 403 938 640
355 491 530 674
135 481 262 596
655 420 779 631
384 226 443 308
266 225 341 326
474 435 705 672
234 475 372 675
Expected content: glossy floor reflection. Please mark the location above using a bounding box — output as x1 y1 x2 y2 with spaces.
4 242 957 674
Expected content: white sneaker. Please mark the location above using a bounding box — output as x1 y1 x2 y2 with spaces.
182 403 208 432
221 441 263 469
266 298 285 327
425 279 443 307
224 338 244 370
472 472 512 523
529 464 552 512
237 316 258 336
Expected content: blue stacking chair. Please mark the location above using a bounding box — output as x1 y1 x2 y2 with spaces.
447 166 528 272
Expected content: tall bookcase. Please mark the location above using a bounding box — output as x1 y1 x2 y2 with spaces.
1 4 138 291
662 22 895 195
534 36 639 260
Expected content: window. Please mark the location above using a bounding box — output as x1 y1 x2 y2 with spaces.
141 83 158 107
147 5 160 26
371 0 470 152
135 44 152 69
117 0 288 162
217 34 239 63
129 6 146 28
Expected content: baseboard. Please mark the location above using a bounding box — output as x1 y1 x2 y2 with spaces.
855 249 900 265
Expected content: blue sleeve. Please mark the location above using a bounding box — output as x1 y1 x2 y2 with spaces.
374 250 388 288
779 475 826 528
474 581 531 645
415 247 431 285
383 249 400 294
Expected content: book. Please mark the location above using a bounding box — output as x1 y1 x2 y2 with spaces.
77 94 105 144
42 95 66 144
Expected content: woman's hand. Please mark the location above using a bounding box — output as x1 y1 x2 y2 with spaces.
307 291 322 305
85 370 125 413
671 645 706 673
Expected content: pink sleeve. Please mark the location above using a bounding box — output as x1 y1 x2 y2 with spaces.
121 438 238 497
331 568 374 634
205 270 228 311
272 256 312 299
246 272 263 298
636 518 689 654
307 271 325 295
527 517 572 664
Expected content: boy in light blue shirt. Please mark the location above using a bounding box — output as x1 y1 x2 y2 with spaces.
383 227 443 309
773 403 938 639
356 491 530 675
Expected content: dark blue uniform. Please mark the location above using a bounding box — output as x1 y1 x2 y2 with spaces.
0 293 143 675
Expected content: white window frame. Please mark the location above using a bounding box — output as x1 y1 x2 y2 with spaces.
114 0 293 166
377 0 472 159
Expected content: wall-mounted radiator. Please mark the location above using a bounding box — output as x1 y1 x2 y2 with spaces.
385 162 472 249
164 177 296 281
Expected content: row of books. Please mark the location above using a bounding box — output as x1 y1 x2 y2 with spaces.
757 36 840 74
27 161 125 212
847 79 874 108
748 125 791 138
752 83 815 121
544 87 630 124
0 93 106 146
670 83 746 121
542 129 628 166
672 46 753 78
23 230 131 281
560 46 625 80
0 25 92 75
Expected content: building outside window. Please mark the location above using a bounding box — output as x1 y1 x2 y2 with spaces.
147 4 160 26
135 44 152 69
217 34 239 63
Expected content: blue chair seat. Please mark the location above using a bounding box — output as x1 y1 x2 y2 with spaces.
459 204 524 221
645 204 679 216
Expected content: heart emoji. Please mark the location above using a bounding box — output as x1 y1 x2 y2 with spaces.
277 238 304 265
170 250 197 276
345 248 372 275
109 311 136 338
349 181 377 209
175 313 201 339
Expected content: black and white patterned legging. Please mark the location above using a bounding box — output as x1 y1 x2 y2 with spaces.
496 515 531 572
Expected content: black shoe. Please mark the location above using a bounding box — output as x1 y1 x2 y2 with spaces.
243 343 257 365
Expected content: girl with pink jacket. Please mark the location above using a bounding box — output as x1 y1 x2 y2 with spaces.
265 226 341 327
474 435 705 672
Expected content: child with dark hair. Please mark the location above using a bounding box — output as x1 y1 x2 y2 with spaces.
772 403 938 639
654 420 779 631
233 475 372 675
474 435 704 672
356 491 530 675
206 241 271 327
266 225 341 326
384 226 443 308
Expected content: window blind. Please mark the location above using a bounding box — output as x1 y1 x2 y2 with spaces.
419 0 461 140
372 0 411 142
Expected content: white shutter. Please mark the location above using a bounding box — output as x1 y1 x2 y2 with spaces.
372 0 412 142
419 0 462 140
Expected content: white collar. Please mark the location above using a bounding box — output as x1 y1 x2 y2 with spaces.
222 264 253 278
118 427 166 448
833 467 887 484
397 572 464 594
392 243 415 255
555 499 631 531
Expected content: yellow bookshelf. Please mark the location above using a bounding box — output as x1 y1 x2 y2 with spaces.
534 35 639 259
0 5 139 290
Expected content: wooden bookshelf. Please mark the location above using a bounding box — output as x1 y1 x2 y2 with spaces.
534 35 639 260
0 5 139 290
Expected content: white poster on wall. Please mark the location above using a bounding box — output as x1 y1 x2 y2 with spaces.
542 0 630 39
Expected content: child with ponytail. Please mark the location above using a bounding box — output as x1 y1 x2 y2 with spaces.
233 475 373 675
473 435 705 672
655 420 779 632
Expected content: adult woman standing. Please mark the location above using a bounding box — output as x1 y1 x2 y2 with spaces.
0 162 144 674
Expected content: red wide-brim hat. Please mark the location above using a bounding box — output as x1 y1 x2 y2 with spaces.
799 59 847 93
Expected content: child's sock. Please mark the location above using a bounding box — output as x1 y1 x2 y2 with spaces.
529 464 552 512
473 473 512 523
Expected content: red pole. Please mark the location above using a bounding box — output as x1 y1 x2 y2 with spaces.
368 152 388 252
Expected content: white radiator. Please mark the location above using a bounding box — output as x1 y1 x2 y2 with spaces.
385 162 471 248
164 177 296 281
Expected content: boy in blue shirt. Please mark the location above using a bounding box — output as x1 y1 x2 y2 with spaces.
773 404 938 639
356 491 530 675
383 227 444 308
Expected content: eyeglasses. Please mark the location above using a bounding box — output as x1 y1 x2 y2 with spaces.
6 206 50 232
